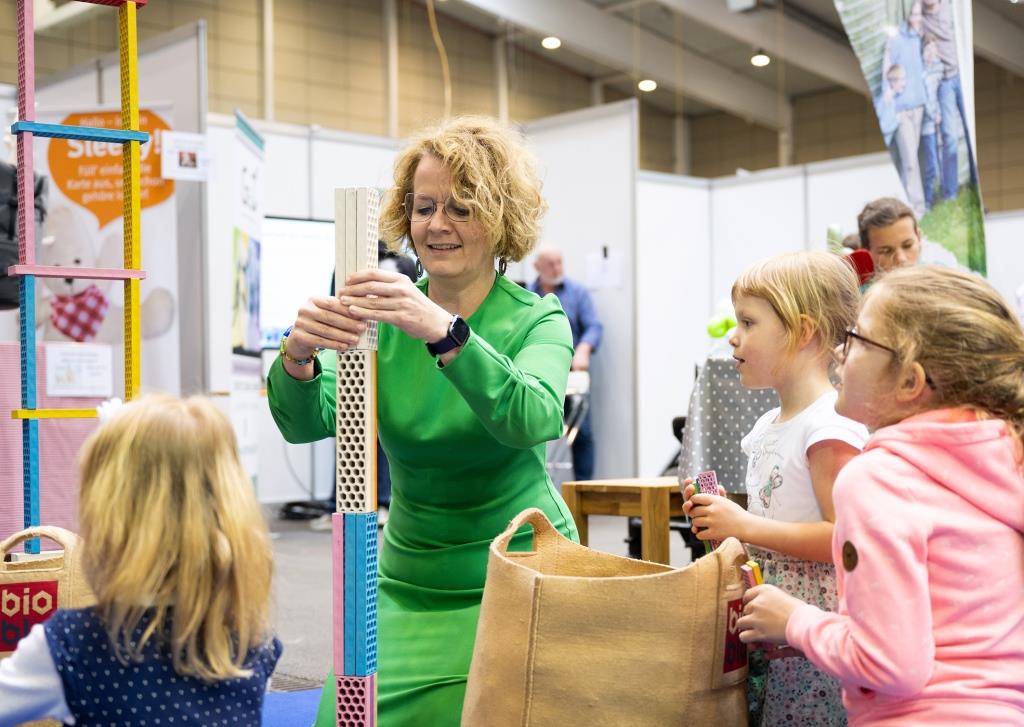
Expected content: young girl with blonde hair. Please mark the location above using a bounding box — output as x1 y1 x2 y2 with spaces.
0 395 281 726
684 250 869 725
739 266 1024 725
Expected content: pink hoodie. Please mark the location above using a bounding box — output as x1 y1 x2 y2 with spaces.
786 409 1024 726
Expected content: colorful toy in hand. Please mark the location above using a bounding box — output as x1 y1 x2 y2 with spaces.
694 470 721 554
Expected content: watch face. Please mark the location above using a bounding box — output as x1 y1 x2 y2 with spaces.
451 316 470 346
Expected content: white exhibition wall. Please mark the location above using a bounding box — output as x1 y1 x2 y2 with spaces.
635 172 710 477
524 100 639 479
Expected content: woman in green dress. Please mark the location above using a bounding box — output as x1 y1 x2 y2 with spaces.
267 116 580 726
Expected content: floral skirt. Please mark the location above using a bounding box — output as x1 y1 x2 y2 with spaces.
746 547 847 727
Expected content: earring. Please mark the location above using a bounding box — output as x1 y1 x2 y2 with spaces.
498 258 508 276
415 257 424 278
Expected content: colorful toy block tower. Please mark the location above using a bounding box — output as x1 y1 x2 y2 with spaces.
332 187 381 725
9 0 149 552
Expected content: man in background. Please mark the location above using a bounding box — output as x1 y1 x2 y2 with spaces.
530 247 603 480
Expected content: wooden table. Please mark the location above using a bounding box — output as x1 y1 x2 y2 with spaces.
561 477 686 564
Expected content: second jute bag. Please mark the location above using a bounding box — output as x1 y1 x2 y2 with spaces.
462 509 749 727
1 526 94 727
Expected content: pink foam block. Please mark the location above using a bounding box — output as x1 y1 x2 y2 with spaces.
332 512 345 674
337 674 376 727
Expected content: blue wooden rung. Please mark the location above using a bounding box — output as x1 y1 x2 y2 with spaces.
11 121 149 144
22 420 40 555
343 511 378 677
19 277 40 554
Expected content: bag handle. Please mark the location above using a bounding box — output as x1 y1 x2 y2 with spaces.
493 508 565 555
0 527 79 569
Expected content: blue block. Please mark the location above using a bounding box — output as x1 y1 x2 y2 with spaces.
22 419 40 554
19 277 39 554
11 121 149 144
343 511 378 677
19 277 35 408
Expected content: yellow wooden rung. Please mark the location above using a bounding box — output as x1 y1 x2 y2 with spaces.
12 408 98 420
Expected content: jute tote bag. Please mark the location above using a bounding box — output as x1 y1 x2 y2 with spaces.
1 527 94 659
1 527 94 727
462 509 749 727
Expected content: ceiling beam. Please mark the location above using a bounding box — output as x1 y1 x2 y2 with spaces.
456 0 793 130
653 0 867 95
973 3 1024 79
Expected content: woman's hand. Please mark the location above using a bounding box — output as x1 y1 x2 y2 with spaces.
737 585 805 645
339 270 452 343
286 296 366 359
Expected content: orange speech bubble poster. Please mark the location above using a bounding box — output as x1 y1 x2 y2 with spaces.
47 110 175 229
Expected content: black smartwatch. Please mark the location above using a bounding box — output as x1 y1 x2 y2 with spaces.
426 315 470 356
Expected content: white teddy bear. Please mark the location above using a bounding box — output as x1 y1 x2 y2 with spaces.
36 205 174 344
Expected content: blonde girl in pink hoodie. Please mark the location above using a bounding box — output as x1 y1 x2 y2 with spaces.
738 266 1024 726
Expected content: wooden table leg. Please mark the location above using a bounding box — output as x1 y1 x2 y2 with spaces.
640 487 670 564
561 484 588 546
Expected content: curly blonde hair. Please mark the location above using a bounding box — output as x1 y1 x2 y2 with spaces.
732 251 860 355
379 116 546 263
78 394 274 682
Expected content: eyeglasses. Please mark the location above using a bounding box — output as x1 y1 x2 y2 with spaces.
840 327 935 388
403 193 472 223
841 327 898 360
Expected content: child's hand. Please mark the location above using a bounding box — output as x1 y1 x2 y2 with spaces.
681 478 727 516
737 585 805 645
687 491 748 541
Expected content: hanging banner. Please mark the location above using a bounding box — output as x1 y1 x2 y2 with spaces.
835 0 985 272
229 111 265 487
231 111 264 356
34 106 181 395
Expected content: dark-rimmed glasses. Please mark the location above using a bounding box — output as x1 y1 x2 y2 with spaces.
841 327 934 388
403 193 471 223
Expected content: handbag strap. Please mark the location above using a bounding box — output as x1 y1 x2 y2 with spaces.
493 508 564 555
0 526 79 570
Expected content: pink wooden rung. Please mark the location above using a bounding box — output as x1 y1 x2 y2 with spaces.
7 265 147 281
332 512 345 675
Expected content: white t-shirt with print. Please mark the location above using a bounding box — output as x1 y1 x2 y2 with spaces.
741 390 868 523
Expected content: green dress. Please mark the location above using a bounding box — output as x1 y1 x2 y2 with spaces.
267 274 580 726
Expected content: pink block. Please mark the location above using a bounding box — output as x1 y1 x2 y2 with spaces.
0 344 103 540
17 0 35 121
332 512 345 675
336 674 376 727
7 265 147 281
16 136 33 265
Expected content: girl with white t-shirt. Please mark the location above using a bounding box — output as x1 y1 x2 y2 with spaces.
684 251 868 726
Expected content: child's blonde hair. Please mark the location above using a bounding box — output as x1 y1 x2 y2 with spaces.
732 250 860 354
868 266 1024 450
78 394 274 682
379 115 546 263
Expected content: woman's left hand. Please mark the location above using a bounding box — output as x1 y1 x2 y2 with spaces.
736 585 804 645
339 270 452 343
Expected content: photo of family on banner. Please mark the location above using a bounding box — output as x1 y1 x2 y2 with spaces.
837 0 986 272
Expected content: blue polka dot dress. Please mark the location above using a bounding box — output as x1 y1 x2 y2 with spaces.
43 608 282 726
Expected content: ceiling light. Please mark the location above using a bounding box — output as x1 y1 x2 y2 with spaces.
541 36 562 50
751 49 771 67
637 79 657 92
